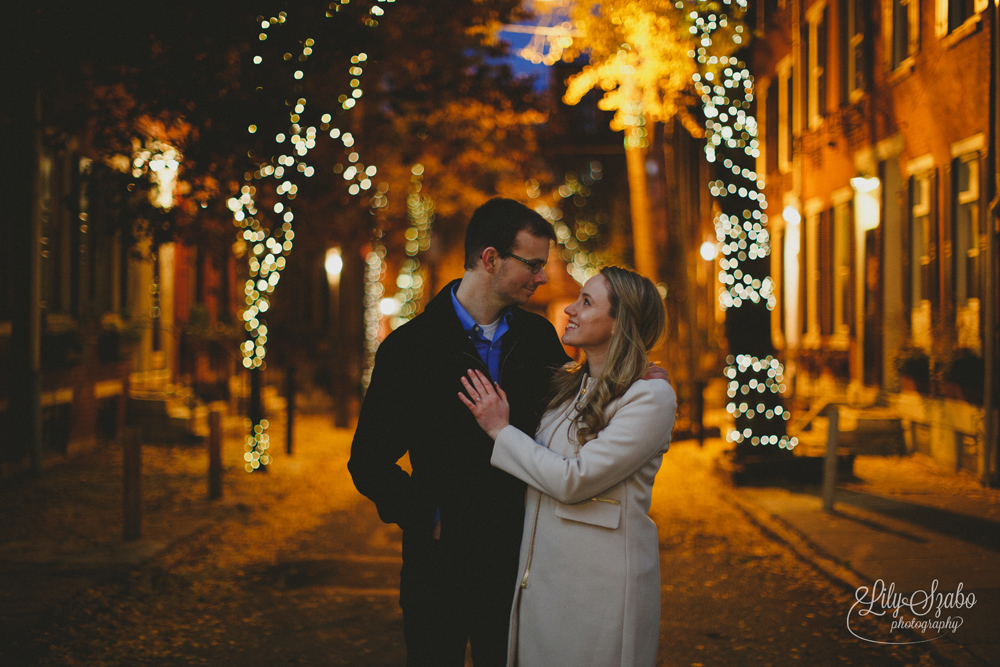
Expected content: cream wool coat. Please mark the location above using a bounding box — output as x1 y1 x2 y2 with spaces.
491 376 677 667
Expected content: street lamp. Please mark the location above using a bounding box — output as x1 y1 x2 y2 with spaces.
850 176 881 392
324 246 343 331
783 205 802 349
694 239 721 446
379 296 401 316
325 247 343 286
851 177 881 231
782 205 801 226
324 246 349 427
142 143 180 381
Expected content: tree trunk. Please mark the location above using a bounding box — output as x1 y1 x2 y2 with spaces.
3 74 43 471
625 138 658 280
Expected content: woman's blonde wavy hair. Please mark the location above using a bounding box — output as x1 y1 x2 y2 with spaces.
545 266 666 445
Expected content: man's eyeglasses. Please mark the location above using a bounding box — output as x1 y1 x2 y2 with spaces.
505 253 547 274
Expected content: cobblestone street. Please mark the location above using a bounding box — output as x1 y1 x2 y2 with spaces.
0 413 984 666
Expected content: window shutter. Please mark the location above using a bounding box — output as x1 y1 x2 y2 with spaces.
839 0 850 104
928 168 940 313
800 213 809 338
942 161 954 319
70 150 84 318
766 80 780 175
848 203 857 335
820 209 834 335
935 0 949 38
818 6 829 116
903 176 913 329
860 0 874 92
908 0 921 57
882 0 893 72
975 154 986 328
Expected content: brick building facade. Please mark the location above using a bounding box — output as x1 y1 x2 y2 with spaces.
752 0 997 480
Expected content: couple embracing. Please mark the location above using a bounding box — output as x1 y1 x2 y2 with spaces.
349 198 677 667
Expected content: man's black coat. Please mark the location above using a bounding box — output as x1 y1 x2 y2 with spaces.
348 279 569 606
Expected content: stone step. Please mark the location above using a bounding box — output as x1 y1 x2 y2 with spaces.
127 393 205 443
790 408 906 456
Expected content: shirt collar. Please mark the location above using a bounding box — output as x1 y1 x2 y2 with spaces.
451 282 512 335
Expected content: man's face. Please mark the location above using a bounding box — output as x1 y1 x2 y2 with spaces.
491 230 550 307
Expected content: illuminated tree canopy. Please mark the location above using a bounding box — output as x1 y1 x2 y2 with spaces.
562 0 696 135
8 0 555 470
550 0 794 455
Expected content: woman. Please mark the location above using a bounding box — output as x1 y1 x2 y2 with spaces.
458 265 676 667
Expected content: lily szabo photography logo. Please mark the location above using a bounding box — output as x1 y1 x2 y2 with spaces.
848 579 976 645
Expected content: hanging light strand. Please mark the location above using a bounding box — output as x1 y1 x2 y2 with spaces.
235 1 396 470
384 164 434 332
529 161 607 285
685 0 796 449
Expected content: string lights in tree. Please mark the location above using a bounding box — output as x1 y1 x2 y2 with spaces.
385 164 434 330
232 0 395 471
131 142 182 209
362 163 433 389
118 139 182 360
361 233 386 392
529 162 608 285
684 0 796 451
363 179 389 393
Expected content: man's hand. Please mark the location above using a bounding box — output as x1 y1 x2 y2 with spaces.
458 369 510 440
644 363 672 384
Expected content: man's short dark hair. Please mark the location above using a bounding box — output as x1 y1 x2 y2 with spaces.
464 198 556 269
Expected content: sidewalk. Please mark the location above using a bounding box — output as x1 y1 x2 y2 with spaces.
0 411 326 661
3 408 999 665
718 444 1000 666
0 415 221 641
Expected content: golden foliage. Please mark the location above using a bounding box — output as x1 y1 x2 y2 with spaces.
562 0 696 130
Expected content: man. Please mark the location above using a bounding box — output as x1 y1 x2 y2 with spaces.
349 198 570 666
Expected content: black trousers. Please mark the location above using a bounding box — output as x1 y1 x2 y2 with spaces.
400 538 517 667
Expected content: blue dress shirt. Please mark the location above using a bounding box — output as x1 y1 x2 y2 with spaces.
451 284 512 382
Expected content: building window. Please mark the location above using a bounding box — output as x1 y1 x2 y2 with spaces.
952 152 981 348
787 65 795 161
889 0 920 69
937 0 988 37
89 163 127 317
909 171 936 346
950 0 975 31
953 154 980 303
806 3 829 127
841 0 870 103
755 0 782 33
40 153 74 315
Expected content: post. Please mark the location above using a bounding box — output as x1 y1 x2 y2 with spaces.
286 365 295 455
983 0 999 487
822 405 839 512
7 87 44 474
27 103 43 473
208 406 223 499
248 366 267 473
693 380 706 447
123 426 142 540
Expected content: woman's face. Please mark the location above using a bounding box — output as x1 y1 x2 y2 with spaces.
562 274 615 352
